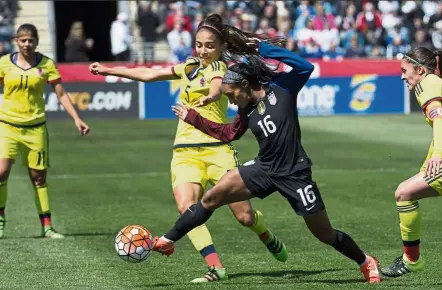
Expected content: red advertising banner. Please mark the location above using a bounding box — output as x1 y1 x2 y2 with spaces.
59 59 401 83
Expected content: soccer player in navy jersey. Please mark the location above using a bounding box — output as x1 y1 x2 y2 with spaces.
154 38 381 283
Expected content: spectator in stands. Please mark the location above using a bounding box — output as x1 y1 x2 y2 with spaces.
312 1 337 31
322 43 344 62
165 1 192 32
428 2 442 31
167 19 192 62
356 2 383 47
64 21 94 63
285 38 298 52
256 18 277 38
0 41 6 57
413 29 433 49
344 35 366 58
110 13 132 61
298 37 323 58
386 36 410 60
136 1 160 62
432 21 442 49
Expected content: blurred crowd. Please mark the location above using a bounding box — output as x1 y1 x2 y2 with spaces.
0 0 19 58
134 0 442 62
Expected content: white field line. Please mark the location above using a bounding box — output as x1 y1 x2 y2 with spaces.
8 167 416 180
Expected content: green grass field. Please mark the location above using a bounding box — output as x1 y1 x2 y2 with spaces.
1 114 442 290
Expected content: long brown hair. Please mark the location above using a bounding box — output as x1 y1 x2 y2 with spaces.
196 14 287 62
404 47 442 76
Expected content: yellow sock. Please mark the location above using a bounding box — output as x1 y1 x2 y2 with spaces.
187 224 214 252
187 224 223 268
34 184 50 214
397 201 421 242
248 210 268 235
0 181 7 215
34 185 53 228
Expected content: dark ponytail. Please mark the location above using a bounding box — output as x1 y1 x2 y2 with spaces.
404 47 441 77
225 55 278 88
196 13 287 62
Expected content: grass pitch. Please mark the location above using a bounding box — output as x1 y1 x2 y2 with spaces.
1 114 441 290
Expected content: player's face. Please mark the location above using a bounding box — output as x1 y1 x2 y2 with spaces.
222 83 250 108
16 33 38 56
400 59 425 91
195 29 225 67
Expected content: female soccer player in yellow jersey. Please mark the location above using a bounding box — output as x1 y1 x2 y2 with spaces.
381 48 442 277
90 14 287 282
0 24 90 239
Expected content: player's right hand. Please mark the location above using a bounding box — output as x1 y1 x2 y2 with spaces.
89 62 108 76
425 156 442 178
172 103 189 121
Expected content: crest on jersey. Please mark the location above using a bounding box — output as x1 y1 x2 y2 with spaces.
257 101 266 115
268 90 277 105
200 78 205 87
38 68 44 76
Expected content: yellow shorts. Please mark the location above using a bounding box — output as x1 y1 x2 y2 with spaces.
0 122 49 170
420 152 442 195
171 144 240 190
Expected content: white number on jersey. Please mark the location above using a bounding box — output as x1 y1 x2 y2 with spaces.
257 115 277 137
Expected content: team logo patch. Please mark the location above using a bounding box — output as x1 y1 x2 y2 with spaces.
38 68 44 76
200 78 205 87
268 90 277 105
257 101 266 115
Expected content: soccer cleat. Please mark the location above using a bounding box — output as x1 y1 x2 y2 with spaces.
42 227 65 239
0 217 5 239
152 236 175 256
360 255 381 283
380 255 424 277
191 266 228 283
264 231 288 262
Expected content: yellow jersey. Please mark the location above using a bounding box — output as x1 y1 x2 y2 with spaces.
172 57 229 147
415 73 442 127
0 53 61 126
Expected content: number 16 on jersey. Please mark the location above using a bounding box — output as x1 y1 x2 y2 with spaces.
257 115 277 137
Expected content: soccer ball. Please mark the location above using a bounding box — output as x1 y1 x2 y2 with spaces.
115 225 154 263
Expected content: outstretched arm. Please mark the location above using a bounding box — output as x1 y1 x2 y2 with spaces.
258 42 314 94
89 62 177 82
172 104 248 142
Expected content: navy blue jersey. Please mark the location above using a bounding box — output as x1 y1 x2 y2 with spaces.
185 42 315 174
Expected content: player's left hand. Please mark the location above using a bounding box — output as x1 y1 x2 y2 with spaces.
74 118 90 136
425 156 442 178
172 103 189 121
197 96 217 107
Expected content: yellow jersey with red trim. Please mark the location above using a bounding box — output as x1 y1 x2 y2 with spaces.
415 73 442 127
171 58 229 147
0 53 61 126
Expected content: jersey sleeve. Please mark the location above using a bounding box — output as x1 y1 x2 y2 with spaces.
0 55 9 82
46 59 62 84
416 74 442 110
184 108 248 142
205 61 227 82
171 57 200 79
258 42 314 96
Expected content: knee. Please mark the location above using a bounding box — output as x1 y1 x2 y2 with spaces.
176 201 193 215
30 172 46 187
234 209 255 227
395 183 408 202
